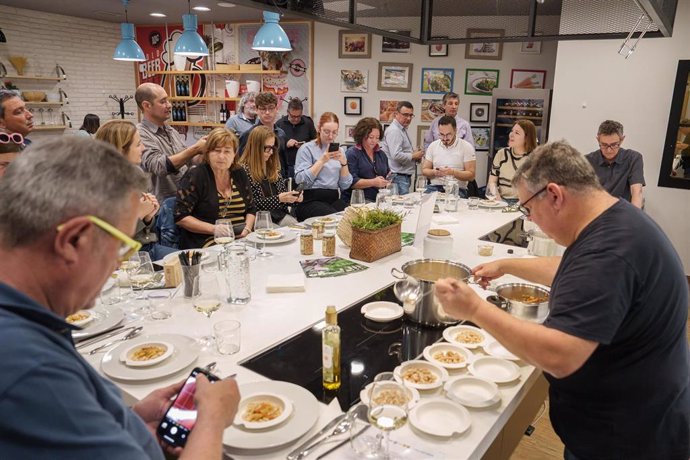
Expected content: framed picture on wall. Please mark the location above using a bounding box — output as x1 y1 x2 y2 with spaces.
421 98 444 122
470 103 490 123
344 96 362 115
345 125 356 142
382 32 411 53
340 70 368 93
417 125 430 147
339 30 372 58
378 62 413 92
521 40 542 54
471 126 491 151
379 100 400 122
465 29 504 60
510 69 546 89
465 68 499 96
428 43 448 57
421 68 454 94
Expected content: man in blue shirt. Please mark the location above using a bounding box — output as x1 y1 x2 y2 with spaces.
423 92 474 151
0 137 239 459
381 101 423 195
0 88 34 148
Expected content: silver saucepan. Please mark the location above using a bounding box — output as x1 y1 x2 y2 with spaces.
486 283 550 323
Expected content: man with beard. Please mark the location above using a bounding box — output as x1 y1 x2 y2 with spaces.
0 89 34 148
225 91 257 137
421 115 476 197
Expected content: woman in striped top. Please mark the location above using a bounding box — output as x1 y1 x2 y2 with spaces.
175 127 256 249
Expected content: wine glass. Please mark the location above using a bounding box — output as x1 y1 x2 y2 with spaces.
485 182 498 202
367 372 410 458
350 189 366 208
214 218 235 257
129 252 155 301
194 268 225 350
415 176 427 197
254 211 273 258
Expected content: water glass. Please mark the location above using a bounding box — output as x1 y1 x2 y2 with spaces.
214 320 241 355
148 291 173 320
225 245 251 305
375 189 391 209
350 189 366 208
129 252 155 300
468 197 480 210
182 264 201 298
415 176 427 196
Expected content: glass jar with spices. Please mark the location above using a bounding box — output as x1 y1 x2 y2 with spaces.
322 230 336 257
312 221 325 240
300 229 314 255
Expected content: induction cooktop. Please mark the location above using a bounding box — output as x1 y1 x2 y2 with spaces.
240 284 447 411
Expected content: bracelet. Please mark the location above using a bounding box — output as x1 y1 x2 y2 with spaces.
243 227 251 233
340 162 347 167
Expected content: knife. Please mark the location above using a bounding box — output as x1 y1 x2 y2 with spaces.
315 425 370 460
286 413 348 460
75 325 131 349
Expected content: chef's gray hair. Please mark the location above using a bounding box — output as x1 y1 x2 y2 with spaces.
0 137 149 247
239 91 257 114
512 140 602 194
0 89 21 119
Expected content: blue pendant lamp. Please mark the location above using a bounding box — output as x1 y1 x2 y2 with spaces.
174 0 209 57
252 11 292 52
113 0 145 61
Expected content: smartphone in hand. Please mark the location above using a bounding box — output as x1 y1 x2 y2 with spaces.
157 367 220 448
328 142 340 152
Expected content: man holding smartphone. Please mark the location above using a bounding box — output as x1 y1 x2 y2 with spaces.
276 97 317 180
380 101 424 195
0 137 240 459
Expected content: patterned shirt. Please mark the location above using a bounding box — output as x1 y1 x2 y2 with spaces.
490 147 531 199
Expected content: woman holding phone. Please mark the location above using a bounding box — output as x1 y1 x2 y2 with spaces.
239 125 302 226
294 112 353 221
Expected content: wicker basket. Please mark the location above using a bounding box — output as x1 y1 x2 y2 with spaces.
349 222 402 263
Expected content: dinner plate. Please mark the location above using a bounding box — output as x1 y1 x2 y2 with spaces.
484 340 520 361
422 343 473 370
444 376 501 408
303 215 340 227
359 382 421 408
442 325 488 350
234 392 294 430
360 301 404 323
478 200 508 209
254 229 284 240
224 380 319 451
468 357 520 384
409 399 471 437
245 230 298 245
101 334 199 382
72 307 125 340
471 77 496 94
393 360 448 390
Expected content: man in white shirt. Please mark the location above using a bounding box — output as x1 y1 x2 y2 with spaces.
423 92 474 151
422 115 476 197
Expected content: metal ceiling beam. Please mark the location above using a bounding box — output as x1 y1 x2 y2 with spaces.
636 0 675 37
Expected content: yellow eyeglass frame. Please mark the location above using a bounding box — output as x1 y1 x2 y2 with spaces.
57 215 142 262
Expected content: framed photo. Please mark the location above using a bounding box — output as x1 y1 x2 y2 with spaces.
521 40 542 54
345 125 356 142
379 100 399 123
421 68 454 94
421 98 444 122
338 31 371 59
471 126 491 151
417 125 430 147
510 69 546 89
470 103 490 123
378 62 413 92
344 96 362 116
465 29 504 60
340 70 368 93
465 68 499 96
428 43 448 57
382 32 411 53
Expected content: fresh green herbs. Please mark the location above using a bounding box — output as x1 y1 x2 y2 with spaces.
350 209 403 231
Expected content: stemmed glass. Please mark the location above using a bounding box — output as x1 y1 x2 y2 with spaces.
193 268 224 350
415 176 427 197
129 252 155 301
214 218 235 264
367 372 410 459
350 189 366 208
254 211 273 258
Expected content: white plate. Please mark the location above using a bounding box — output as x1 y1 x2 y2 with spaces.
224 381 319 451
423 343 473 370
119 340 174 367
478 200 508 209
468 357 520 384
101 334 199 382
360 301 404 323
303 215 340 227
255 229 284 240
484 340 520 361
359 382 421 408
72 307 125 340
393 360 448 390
409 399 471 437
245 230 298 245
444 376 501 408
160 248 216 266
443 325 488 350
66 310 95 327
234 392 294 430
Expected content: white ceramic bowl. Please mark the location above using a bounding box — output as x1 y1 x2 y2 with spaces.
442 325 487 349
468 357 520 384
66 310 95 327
393 360 448 390
359 381 420 408
119 341 174 367
484 340 520 361
423 342 473 370
360 301 404 323
444 376 501 408
234 392 293 430
409 398 471 437
257 229 284 240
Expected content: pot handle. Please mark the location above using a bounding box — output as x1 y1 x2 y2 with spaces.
390 267 406 280
486 294 509 312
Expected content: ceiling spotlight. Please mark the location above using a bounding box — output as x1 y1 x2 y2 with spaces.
150 12 167 17
193 6 211 11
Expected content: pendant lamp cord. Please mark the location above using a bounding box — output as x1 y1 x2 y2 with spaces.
122 0 130 23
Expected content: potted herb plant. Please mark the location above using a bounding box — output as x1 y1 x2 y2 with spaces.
349 209 403 262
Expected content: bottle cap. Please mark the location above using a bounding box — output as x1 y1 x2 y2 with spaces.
325 305 337 325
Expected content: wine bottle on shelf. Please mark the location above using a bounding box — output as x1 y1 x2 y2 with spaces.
181 103 187 122
172 103 179 122
220 104 227 123
322 305 341 390
184 76 190 96
175 78 182 97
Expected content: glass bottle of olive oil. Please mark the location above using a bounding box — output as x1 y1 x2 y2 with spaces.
322 306 341 390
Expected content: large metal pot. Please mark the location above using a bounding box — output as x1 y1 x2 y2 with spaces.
391 259 472 327
486 283 550 323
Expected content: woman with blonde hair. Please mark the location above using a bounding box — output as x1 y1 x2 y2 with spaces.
94 119 175 259
175 127 256 249
487 119 538 203
239 125 301 226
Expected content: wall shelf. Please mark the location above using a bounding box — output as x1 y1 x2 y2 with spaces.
33 125 68 131
169 96 240 102
169 121 225 128
3 75 65 81
150 70 281 75
25 101 64 106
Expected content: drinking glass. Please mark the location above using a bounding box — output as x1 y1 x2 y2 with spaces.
386 183 398 198
375 189 391 209
350 189 366 208
129 252 155 301
485 183 498 202
254 211 273 258
214 218 235 251
194 268 225 349
415 176 427 197
367 372 409 458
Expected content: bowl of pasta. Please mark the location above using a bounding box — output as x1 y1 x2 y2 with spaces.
235 392 293 430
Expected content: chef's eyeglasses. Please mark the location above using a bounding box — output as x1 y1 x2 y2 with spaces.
57 215 141 262
263 145 278 153
397 112 415 118
599 142 621 150
518 185 548 217
0 132 24 145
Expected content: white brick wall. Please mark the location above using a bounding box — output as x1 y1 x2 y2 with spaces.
0 5 137 141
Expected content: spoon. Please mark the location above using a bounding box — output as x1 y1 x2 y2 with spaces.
295 418 352 459
88 326 144 354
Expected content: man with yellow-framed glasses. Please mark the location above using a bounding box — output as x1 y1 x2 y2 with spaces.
0 137 239 459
